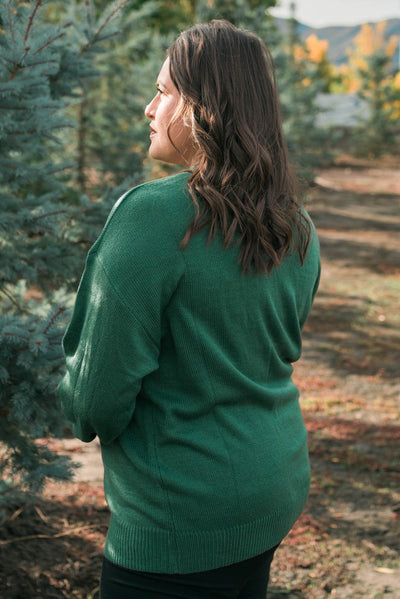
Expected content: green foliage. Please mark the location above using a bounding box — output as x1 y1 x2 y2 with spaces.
354 50 400 157
72 1 157 197
0 301 75 502
0 0 129 501
195 0 276 29
276 23 330 182
125 0 195 33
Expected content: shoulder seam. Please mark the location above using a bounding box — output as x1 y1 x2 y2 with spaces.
88 173 192 258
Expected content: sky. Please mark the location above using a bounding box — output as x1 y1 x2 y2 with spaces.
269 0 400 28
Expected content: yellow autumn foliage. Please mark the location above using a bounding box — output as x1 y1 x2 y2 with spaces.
354 21 398 58
294 45 307 61
305 34 328 63
337 21 400 93
338 63 361 93
292 34 329 65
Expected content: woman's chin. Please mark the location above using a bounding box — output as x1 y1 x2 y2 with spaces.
148 145 168 163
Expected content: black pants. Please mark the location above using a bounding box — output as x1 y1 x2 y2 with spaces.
100 545 279 599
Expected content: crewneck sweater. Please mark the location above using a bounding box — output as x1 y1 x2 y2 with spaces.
59 171 320 574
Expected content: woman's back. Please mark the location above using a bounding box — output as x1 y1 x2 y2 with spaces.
60 170 320 573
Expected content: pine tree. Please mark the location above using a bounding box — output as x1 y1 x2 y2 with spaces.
274 3 330 182
303 33 334 93
0 0 128 503
348 22 400 156
73 1 158 199
195 0 277 31
124 0 195 33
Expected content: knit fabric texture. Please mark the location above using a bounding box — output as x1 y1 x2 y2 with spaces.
58 171 321 573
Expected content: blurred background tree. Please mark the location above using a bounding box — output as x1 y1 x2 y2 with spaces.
343 22 400 156
274 2 331 182
329 21 400 157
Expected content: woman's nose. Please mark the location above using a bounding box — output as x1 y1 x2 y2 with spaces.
145 96 157 119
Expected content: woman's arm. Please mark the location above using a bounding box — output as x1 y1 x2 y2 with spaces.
58 178 188 444
58 251 162 445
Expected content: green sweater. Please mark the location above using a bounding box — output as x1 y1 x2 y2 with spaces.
59 171 320 574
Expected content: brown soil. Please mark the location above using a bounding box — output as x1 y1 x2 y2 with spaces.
1 156 399 598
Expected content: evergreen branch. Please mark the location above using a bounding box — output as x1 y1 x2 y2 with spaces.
6 1 16 46
4 343 30 354
24 0 41 44
0 53 15 65
46 353 66 361
85 0 93 29
19 48 30 65
0 105 27 110
80 0 127 52
8 58 59 81
22 58 59 68
6 127 38 135
4 332 29 342
43 305 66 335
9 65 20 81
0 286 22 309
0 104 66 110
48 332 65 341
91 33 120 45
32 31 66 56
6 123 72 136
47 163 75 175
32 210 68 222
42 132 67 145
80 31 120 54
95 1 128 40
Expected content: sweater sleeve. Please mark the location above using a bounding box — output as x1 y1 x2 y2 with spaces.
58 183 186 445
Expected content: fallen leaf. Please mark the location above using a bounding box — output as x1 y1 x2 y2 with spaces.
374 567 397 575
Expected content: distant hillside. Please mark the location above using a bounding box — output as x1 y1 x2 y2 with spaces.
274 17 400 66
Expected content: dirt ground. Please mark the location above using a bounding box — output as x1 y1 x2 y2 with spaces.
1 156 399 598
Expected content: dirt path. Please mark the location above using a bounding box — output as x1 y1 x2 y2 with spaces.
60 438 104 483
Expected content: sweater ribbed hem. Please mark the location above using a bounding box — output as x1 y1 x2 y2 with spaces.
104 502 305 574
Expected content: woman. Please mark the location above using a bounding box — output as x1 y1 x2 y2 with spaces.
59 20 320 599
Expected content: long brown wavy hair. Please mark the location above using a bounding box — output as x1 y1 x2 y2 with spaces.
167 20 311 274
